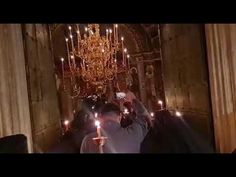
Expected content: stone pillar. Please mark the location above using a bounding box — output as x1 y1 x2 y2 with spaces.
0 24 33 152
205 24 236 153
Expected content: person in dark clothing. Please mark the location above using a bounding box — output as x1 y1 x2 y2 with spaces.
48 98 97 153
140 110 214 153
120 101 134 128
81 91 150 153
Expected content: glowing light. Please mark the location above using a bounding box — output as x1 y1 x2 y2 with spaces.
64 120 69 125
85 27 88 32
175 111 182 117
109 29 112 33
121 37 124 41
150 112 154 117
71 55 74 59
65 38 69 42
92 106 95 110
70 34 73 38
94 112 98 118
77 30 80 34
61 57 64 62
115 24 118 28
68 26 72 30
127 54 130 58
124 108 129 115
124 48 127 53
158 100 163 105
95 120 100 128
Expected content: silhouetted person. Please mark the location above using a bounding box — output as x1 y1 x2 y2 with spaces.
140 110 214 153
80 91 150 153
0 134 28 153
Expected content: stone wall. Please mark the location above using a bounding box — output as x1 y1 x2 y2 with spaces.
160 24 214 146
22 24 61 152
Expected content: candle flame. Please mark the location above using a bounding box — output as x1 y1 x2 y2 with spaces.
175 111 182 117
95 120 100 128
115 24 118 28
61 57 64 62
158 100 163 105
109 29 112 33
65 38 69 42
121 37 124 41
64 120 69 125
68 26 72 30
85 27 88 31
124 108 129 115
124 48 127 53
94 112 98 118
150 112 154 117
127 54 130 58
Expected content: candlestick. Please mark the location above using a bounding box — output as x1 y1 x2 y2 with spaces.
95 120 101 138
76 24 81 53
106 29 109 41
158 100 163 109
64 120 69 131
127 54 130 70
124 48 127 67
61 57 65 89
115 24 118 44
121 37 124 65
113 24 115 43
65 38 71 71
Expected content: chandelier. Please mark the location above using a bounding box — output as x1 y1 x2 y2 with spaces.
60 24 131 98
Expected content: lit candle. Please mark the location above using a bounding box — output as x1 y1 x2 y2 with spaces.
158 100 163 109
95 120 101 138
175 111 182 117
64 120 69 131
94 112 98 118
127 54 130 70
71 55 76 69
109 29 112 42
106 29 109 41
121 37 124 65
84 27 88 38
150 112 154 117
124 48 127 67
61 57 65 89
113 24 115 42
65 38 71 70
115 24 118 43
124 108 129 115
76 24 81 52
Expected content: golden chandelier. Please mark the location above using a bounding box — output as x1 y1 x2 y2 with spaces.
60 24 131 97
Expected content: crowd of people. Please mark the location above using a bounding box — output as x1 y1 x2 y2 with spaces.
49 90 214 153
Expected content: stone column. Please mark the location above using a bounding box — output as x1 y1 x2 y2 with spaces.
0 24 33 152
205 24 236 153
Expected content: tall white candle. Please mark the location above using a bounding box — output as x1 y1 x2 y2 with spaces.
121 37 124 66
65 38 71 71
61 58 65 89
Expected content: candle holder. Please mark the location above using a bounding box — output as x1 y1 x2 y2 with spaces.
92 136 108 153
